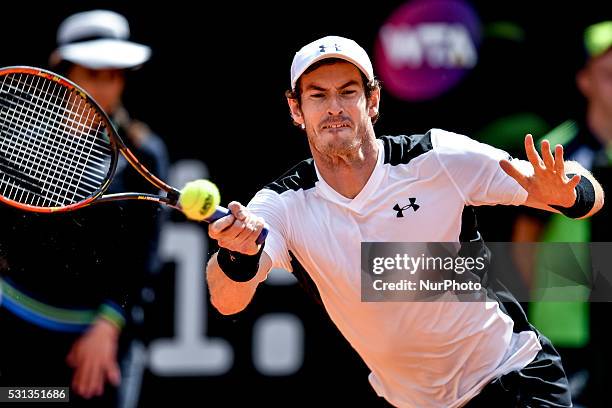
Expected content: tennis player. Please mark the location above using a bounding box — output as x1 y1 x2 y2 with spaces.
205 36 603 407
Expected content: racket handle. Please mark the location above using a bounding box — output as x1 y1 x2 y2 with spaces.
207 207 269 245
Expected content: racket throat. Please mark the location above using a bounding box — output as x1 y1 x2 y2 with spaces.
165 189 180 207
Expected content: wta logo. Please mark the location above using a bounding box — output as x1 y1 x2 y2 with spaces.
375 0 481 101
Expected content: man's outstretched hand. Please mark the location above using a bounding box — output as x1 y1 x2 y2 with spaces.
499 134 580 208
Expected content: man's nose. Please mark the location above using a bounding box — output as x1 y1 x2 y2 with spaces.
327 95 343 116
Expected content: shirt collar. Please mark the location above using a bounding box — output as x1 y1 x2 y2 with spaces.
313 139 386 213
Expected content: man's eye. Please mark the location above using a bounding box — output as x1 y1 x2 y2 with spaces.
311 93 325 98
342 90 356 95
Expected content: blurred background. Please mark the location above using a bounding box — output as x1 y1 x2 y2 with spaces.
1 0 610 406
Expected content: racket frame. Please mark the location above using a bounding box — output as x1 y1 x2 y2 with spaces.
0 66 180 213
0 67 268 244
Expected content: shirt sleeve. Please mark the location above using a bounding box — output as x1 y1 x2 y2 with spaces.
431 128 528 206
247 189 293 273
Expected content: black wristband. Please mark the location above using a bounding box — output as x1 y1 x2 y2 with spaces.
550 173 596 219
216 243 265 282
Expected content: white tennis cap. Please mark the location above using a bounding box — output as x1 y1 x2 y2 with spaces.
290 35 374 90
53 10 151 70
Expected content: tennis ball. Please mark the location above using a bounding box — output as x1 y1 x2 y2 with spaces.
179 179 220 221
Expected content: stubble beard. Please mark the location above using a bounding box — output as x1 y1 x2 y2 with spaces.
307 122 372 167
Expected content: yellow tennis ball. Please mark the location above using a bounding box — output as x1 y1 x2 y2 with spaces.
179 179 220 221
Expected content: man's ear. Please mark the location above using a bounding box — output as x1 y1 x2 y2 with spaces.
367 88 381 119
287 96 304 127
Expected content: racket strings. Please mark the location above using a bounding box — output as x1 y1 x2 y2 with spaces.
1 79 110 137
0 80 106 191
0 73 113 207
1 76 110 170
0 75 96 206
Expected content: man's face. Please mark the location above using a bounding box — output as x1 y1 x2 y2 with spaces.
288 62 379 158
579 50 612 116
67 65 125 114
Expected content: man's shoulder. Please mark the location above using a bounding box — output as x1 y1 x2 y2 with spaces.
379 128 480 161
263 158 318 195
425 128 510 161
378 132 434 166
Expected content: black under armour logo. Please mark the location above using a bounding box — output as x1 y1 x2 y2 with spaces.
393 198 420 217
319 44 341 53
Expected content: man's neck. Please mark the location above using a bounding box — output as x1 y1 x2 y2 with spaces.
313 135 379 199
587 104 612 145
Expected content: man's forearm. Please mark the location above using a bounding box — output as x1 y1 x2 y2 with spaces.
206 252 271 315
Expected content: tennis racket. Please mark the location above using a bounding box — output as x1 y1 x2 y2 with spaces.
0 66 267 244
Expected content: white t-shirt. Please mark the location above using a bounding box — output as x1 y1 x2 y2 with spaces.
247 128 541 408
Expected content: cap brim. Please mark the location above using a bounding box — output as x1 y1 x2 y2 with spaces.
56 39 151 69
291 52 373 90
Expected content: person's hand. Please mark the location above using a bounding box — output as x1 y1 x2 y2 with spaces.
500 134 580 208
66 319 121 399
208 201 265 255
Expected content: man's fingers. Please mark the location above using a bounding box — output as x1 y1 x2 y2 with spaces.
568 174 581 190
228 201 247 221
541 139 555 169
524 134 544 170
106 362 121 387
80 361 95 399
208 214 236 239
73 363 92 398
210 201 263 254
554 144 565 175
86 364 103 399
218 218 262 251
209 201 248 239
499 159 526 188
233 218 264 248
217 219 246 248
72 368 83 397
